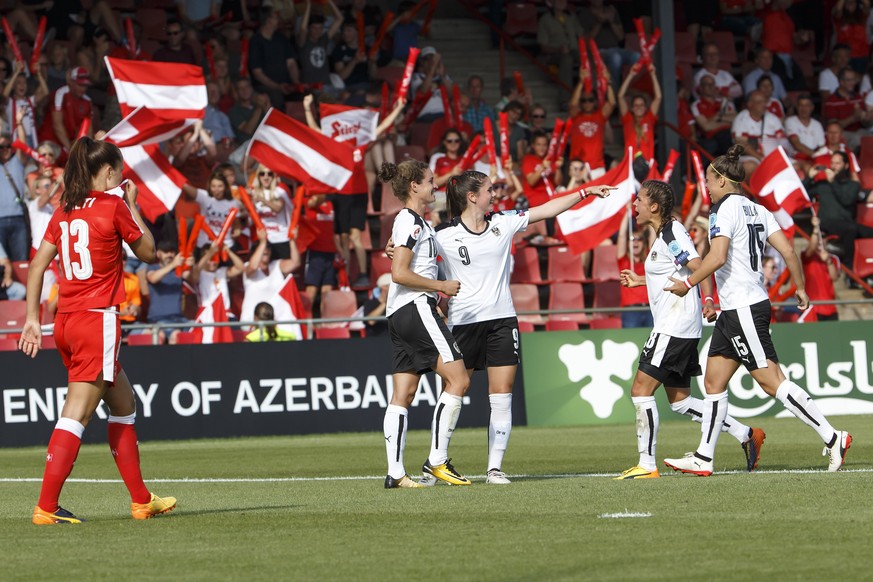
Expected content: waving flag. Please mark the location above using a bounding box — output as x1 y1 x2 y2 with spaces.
270 274 305 340
103 106 197 148
319 103 379 146
120 144 187 222
556 148 636 255
193 291 233 344
248 108 355 194
105 57 207 119
750 146 811 217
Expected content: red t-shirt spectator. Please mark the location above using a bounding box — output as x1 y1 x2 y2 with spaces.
802 253 837 319
762 11 795 54
305 196 337 253
38 86 93 146
834 18 868 58
823 92 865 132
617 256 648 306
521 154 550 207
622 110 657 161
432 154 459 180
568 111 606 170
44 192 144 313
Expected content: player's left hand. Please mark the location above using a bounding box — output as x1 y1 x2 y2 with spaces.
702 298 717 322
588 186 617 198
795 289 810 311
385 237 395 260
19 320 42 358
665 276 690 296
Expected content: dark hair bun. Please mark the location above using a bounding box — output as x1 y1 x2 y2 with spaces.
377 162 398 184
726 144 744 161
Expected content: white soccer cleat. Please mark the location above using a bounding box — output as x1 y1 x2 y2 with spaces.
419 473 437 487
485 469 511 485
664 452 713 476
823 430 852 472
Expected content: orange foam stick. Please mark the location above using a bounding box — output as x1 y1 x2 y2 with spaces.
482 117 497 166
356 12 366 56
396 47 420 103
369 12 394 59
237 186 266 232
512 71 525 96
176 216 188 276
30 16 46 71
2 18 24 65
457 134 482 170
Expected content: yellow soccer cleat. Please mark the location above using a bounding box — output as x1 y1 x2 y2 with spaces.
384 474 426 489
32 505 84 525
422 458 472 486
131 493 177 520
613 466 660 480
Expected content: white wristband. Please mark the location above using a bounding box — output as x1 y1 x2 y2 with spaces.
579 188 587 202
703 295 714 303
683 278 694 290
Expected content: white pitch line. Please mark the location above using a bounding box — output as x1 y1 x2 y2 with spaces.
0 467 871 484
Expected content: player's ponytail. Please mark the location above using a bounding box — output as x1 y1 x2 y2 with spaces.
709 143 745 190
63 137 124 213
446 170 488 219
378 159 428 202
640 179 675 232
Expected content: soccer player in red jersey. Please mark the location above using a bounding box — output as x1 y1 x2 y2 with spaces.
19 137 177 524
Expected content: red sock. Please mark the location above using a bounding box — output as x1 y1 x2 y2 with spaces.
37 426 83 513
108 422 151 504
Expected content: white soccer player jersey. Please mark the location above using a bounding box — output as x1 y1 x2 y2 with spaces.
386 209 440 316
731 110 787 156
784 116 825 153
708 194 781 311
645 221 702 339
436 211 529 327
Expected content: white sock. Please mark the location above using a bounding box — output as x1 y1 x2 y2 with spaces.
696 392 728 461
428 392 463 466
487 393 512 471
384 405 408 479
671 396 751 444
775 380 837 444
632 396 658 471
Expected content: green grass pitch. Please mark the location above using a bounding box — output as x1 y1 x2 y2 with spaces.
1 416 871 581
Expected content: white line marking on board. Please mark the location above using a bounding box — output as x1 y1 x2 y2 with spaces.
599 512 653 519
0 467 871 484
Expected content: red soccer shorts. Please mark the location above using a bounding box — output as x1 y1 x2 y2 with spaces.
54 309 121 384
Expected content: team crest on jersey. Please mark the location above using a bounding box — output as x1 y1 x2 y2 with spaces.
411 226 421 240
491 226 500 236
650 251 657 261
709 213 720 237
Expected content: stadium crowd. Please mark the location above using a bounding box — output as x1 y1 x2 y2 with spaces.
1 0 872 343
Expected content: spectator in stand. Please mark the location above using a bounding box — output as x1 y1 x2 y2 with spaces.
363 84 397 203
153 19 197 66
0 240 26 300
4 61 49 149
241 228 301 324
504 100 529 164
742 49 787 101
430 128 465 191
250 164 293 259
522 132 563 238
494 76 533 113
118 250 142 335
0 131 29 261
618 64 662 162
819 44 853 101
692 73 737 157
245 301 297 341
203 82 236 145
463 76 496 133
803 216 841 322
761 0 813 90
5 0 122 52
297 1 344 90
718 0 761 39
410 47 453 122
529 104 551 135
332 18 377 104
616 216 652 329
250 8 301 109
822 67 867 150
178 0 221 61
145 239 194 344
26 175 55 254
579 0 638 88
812 121 859 179
785 94 825 171
229 79 270 143
732 90 788 176
191 241 246 316
38 67 94 153
45 43 71 93
182 170 241 250
757 76 785 119
362 273 391 337
833 0 871 73
207 50 238 114
169 121 217 192
806 151 871 266
303 193 338 306
388 2 422 65
559 159 591 192
109 21 151 62
568 67 615 179
537 0 583 107
681 0 718 47
692 42 742 100
75 27 112 108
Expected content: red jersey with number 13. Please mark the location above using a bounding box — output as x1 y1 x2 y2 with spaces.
44 192 143 313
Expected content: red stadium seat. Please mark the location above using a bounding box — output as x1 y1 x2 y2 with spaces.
407 123 433 151
11 261 28 284
374 66 404 85
315 327 352 340
591 245 620 281
517 320 536 333
369 251 392 286
673 32 696 65
0 339 18 351
175 331 198 344
857 203 873 229
380 212 400 247
547 246 589 283
40 335 57 349
504 3 538 37
860 137 873 166
510 283 544 324
0 300 27 329
396 144 426 163
321 289 358 327
592 281 622 319
547 282 589 324
710 31 737 64
231 329 248 342
545 320 578 331
589 317 622 330
127 334 156 346
380 183 405 215
860 168 873 192
510 246 547 285
853 238 873 278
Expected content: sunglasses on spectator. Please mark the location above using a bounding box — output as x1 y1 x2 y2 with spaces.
0 144 10 150
444 138 460 143
259 171 274 177
494 183 507 189
580 97 596 103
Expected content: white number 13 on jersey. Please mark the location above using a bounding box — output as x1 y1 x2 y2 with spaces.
59 219 94 280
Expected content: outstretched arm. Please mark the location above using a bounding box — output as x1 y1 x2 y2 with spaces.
528 186 614 223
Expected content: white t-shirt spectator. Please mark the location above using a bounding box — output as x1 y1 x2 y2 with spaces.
742 69 787 101
693 68 743 100
819 68 839 95
732 110 787 156
784 115 825 155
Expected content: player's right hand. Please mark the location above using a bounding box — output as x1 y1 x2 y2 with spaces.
19 320 42 358
441 279 461 296
124 180 138 206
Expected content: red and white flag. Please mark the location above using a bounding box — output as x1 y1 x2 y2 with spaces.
319 103 379 147
248 108 355 195
758 194 796 239
750 146 811 217
556 149 636 255
120 144 188 222
103 106 197 148
105 56 207 119
193 291 234 344
270 274 305 340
